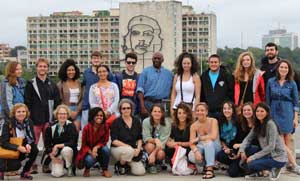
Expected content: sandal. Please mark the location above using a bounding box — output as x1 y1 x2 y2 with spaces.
202 169 215 179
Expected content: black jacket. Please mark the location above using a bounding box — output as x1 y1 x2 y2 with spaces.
44 120 78 154
201 66 234 113
24 77 61 125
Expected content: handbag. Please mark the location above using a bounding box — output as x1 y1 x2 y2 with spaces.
171 145 193 175
236 81 248 115
0 127 23 159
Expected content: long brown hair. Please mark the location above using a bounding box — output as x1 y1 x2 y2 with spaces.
275 59 294 81
150 104 166 126
173 103 193 128
5 61 21 86
239 102 254 132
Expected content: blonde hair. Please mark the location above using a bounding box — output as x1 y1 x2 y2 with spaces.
35 58 49 67
53 104 71 119
234 52 256 82
10 103 30 119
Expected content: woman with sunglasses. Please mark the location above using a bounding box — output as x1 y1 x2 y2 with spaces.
110 99 145 176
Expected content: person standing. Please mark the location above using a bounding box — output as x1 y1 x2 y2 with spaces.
233 52 265 112
115 52 140 114
201 54 234 119
170 52 200 114
136 52 173 119
81 51 115 129
266 60 300 174
57 59 83 132
24 58 60 173
0 61 26 120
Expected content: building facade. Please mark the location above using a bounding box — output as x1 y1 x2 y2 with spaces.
27 10 119 76
0 44 11 58
262 29 298 50
27 1 217 75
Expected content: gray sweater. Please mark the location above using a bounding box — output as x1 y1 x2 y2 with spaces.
239 119 287 163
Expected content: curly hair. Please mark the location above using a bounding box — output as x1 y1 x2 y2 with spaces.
176 52 199 75
58 59 80 81
173 103 194 127
88 107 106 124
5 61 21 86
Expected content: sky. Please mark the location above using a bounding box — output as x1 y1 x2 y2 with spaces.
0 0 299 48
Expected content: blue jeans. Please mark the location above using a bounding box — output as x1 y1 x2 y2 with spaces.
195 140 221 167
247 156 286 172
69 105 81 121
217 145 260 177
84 146 110 170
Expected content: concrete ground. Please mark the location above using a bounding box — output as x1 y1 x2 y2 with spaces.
3 167 300 180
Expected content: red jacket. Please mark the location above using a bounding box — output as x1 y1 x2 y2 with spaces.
234 69 265 107
76 122 109 164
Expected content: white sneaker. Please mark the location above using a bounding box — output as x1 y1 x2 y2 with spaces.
269 168 281 181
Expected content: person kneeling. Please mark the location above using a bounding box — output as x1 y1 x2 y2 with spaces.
239 103 287 181
111 99 145 176
76 107 111 177
0 104 38 180
44 105 78 177
142 104 171 174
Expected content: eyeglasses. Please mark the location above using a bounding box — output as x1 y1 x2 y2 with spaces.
126 61 136 65
58 113 68 115
122 107 131 110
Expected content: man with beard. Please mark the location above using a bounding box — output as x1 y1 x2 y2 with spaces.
136 52 173 119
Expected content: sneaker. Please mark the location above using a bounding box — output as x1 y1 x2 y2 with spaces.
115 162 128 175
67 167 74 177
148 165 158 174
269 168 281 181
20 172 33 180
245 173 261 180
290 165 300 175
42 165 51 173
30 164 38 174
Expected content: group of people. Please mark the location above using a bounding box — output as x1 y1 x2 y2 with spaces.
0 42 299 180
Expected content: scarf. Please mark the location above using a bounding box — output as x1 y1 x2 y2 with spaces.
14 119 34 144
220 121 237 145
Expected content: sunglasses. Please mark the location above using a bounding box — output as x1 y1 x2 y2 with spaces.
126 61 136 65
121 107 131 110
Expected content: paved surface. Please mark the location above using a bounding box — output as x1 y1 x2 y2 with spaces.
3 167 300 180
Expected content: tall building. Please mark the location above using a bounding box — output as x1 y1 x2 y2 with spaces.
182 6 217 62
27 1 217 75
27 10 119 76
0 44 11 57
262 29 298 50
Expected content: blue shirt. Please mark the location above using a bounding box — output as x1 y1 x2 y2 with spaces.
81 67 116 110
266 77 299 133
209 70 220 89
136 66 173 99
